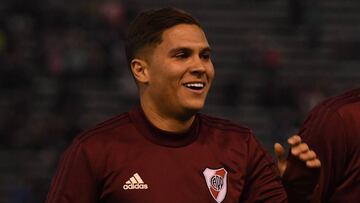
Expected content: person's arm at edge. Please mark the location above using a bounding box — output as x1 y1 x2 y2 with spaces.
274 135 321 203
45 140 98 203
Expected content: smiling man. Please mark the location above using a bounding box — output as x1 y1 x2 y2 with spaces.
130 22 214 132
45 8 293 203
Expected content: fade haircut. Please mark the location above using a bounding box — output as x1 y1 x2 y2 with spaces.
125 7 202 65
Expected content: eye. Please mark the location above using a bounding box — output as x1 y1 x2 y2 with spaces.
201 52 211 60
174 52 190 59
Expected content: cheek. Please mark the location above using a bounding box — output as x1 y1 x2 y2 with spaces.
159 65 184 85
208 65 215 81
150 67 180 91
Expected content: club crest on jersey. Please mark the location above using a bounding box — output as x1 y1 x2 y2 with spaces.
203 168 227 203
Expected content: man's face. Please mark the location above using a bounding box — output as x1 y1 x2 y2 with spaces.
141 24 215 118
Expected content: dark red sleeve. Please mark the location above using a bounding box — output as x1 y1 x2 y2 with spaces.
240 134 288 203
281 153 320 203
45 140 98 203
283 109 347 202
281 105 323 203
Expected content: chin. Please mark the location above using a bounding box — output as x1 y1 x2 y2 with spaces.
183 101 205 113
176 103 204 120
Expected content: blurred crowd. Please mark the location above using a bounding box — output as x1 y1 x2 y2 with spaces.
0 0 138 77
0 0 138 149
0 1 138 202
0 0 359 202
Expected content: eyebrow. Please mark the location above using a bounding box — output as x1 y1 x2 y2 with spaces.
168 46 212 55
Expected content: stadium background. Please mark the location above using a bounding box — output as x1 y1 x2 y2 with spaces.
0 0 359 202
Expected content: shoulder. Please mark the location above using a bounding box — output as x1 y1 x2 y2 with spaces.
198 114 272 165
73 112 133 145
63 112 135 167
300 88 360 139
198 113 254 142
325 88 360 113
305 88 360 122
334 90 360 119
319 88 359 111
199 114 252 133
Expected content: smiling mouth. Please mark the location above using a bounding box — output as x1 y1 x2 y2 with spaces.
183 82 205 90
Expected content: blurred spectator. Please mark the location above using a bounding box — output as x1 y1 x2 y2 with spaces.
258 74 299 144
50 84 85 144
11 176 34 203
0 1 138 197
222 80 242 107
99 0 127 29
287 0 323 49
331 27 360 61
288 0 305 27
1 88 33 149
240 31 283 71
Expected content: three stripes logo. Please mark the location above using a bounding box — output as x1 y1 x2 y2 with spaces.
123 173 148 190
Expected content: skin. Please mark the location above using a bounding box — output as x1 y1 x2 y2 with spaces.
131 24 214 133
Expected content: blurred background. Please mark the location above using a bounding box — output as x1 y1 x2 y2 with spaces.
0 0 359 202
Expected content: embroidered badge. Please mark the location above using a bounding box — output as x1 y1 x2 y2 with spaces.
203 168 227 203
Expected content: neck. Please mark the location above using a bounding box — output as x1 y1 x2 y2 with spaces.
140 100 195 133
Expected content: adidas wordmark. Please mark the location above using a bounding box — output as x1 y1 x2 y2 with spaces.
123 173 148 190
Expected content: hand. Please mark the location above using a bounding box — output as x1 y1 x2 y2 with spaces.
274 142 287 177
274 135 321 176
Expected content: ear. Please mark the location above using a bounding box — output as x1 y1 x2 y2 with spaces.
131 59 149 84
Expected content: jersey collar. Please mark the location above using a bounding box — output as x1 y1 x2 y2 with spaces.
129 106 200 147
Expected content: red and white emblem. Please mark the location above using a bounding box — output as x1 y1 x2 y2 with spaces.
203 168 227 203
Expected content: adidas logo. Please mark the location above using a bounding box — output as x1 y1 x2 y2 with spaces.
123 173 148 190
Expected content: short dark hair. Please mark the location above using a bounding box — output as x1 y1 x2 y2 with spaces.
125 7 202 65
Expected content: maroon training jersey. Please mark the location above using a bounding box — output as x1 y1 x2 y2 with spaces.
46 107 286 203
283 88 360 202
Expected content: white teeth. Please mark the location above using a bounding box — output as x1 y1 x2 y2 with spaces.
185 83 204 88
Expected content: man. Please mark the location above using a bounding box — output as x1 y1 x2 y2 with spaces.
276 88 360 202
45 8 318 203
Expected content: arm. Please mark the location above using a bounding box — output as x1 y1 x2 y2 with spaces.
45 140 98 203
275 108 347 202
240 134 287 203
275 135 321 177
274 135 321 203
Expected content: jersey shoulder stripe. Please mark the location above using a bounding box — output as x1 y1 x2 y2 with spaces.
76 112 132 143
199 114 252 135
300 88 360 139
317 88 360 112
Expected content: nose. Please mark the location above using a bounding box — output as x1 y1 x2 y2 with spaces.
190 56 207 76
